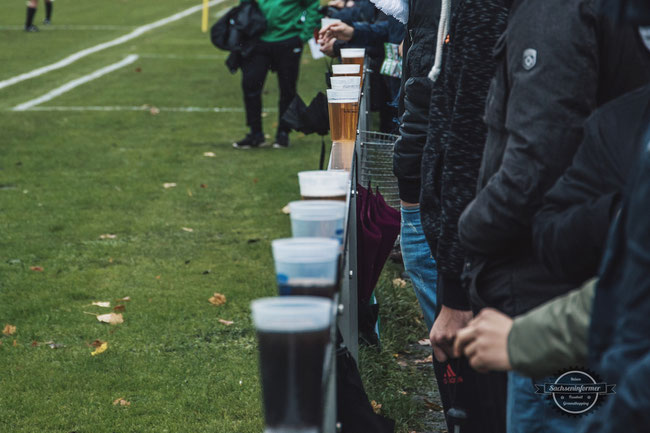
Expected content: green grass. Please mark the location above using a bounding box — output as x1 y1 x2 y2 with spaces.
0 2 435 432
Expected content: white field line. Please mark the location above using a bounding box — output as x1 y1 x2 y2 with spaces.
0 0 227 91
138 53 226 60
13 55 140 111
0 25 136 31
19 106 277 113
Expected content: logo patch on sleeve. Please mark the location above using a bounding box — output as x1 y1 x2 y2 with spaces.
523 48 537 71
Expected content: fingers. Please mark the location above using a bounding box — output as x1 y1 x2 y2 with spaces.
453 325 475 358
432 344 448 363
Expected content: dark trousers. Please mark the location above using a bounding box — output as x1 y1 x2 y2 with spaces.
240 36 303 135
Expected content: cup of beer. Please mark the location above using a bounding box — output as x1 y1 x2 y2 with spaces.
272 237 340 298
330 76 361 90
297 170 350 201
289 200 347 244
340 48 365 76
331 64 360 77
326 89 360 146
251 296 334 433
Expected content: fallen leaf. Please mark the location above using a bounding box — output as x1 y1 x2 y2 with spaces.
281 205 290 214
13 340 18 347
187 188 193 197
200 184 207 188
163 182 176 189
418 339 431 346
99 234 117 240
91 342 108 356
397 360 408 367
208 293 226 306
116 296 131 302
108 257 114 263
113 305 125 312
182 227 194 232
218 319 234 326
150 107 160 115
252 178 259 184
92 301 111 308
414 355 433 365
30 266 44 272
155 275 161 280
203 152 216 157
31 341 39 347
370 400 382 414
91 339 105 348
3 324 16 336
97 313 124 325
399 390 408 395
113 397 131 406
135 67 142 73
423 398 444 411
392 278 407 288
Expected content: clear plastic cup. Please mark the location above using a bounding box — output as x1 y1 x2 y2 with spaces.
289 200 347 244
297 170 350 201
331 64 360 76
329 141 355 171
330 76 361 90
326 89 360 145
271 237 340 298
340 48 365 75
321 17 341 29
251 296 334 433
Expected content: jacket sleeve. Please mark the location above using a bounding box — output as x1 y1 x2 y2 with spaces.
299 0 321 42
507 278 596 378
458 1 600 255
350 20 389 47
532 119 620 284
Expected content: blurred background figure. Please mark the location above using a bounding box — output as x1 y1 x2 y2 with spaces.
25 0 53 32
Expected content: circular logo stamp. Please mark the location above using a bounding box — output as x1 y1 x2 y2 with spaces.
535 368 616 416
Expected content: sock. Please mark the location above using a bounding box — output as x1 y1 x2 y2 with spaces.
45 1 52 20
26 6 37 27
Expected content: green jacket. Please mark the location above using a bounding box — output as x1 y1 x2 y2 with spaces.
246 0 321 43
507 278 596 378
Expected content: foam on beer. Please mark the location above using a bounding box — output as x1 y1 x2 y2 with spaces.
251 296 334 332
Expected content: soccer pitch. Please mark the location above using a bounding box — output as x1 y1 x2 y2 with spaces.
0 2 436 432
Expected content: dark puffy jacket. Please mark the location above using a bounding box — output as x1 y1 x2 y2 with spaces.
532 85 650 285
457 0 650 315
420 0 508 310
392 0 441 203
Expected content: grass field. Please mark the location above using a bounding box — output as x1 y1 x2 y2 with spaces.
0 2 436 432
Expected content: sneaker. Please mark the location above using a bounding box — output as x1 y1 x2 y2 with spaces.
43 18 51 25
25 24 39 32
232 132 266 149
272 131 290 148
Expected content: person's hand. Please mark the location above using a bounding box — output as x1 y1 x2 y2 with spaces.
318 22 354 44
319 38 336 57
453 308 513 373
328 0 345 8
430 305 473 362
398 40 404 57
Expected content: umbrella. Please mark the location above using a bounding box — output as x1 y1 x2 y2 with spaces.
281 92 329 136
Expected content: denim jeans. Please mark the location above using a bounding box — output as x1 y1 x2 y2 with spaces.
400 206 438 330
507 371 581 433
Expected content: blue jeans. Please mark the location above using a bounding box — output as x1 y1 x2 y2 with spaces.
400 206 438 330
507 371 581 433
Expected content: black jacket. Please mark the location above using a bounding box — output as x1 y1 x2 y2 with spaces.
457 0 650 315
420 0 508 310
532 85 650 285
392 0 440 203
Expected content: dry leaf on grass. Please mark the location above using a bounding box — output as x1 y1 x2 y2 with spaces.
370 400 382 414
150 107 160 115
3 324 16 336
392 278 407 288
113 305 126 312
182 227 194 232
99 234 117 240
209 293 226 306
203 152 216 157
163 182 176 189
46 341 64 349
116 296 131 302
218 319 234 326
414 354 433 365
92 301 111 308
97 313 124 325
397 360 408 367
91 339 105 348
418 339 431 346
423 398 444 411
30 266 44 272
13 340 18 347
113 397 131 406
91 342 108 356
200 183 207 188
281 204 290 214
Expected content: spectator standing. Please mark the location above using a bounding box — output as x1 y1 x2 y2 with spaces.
233 0 320 149
25 0 53 32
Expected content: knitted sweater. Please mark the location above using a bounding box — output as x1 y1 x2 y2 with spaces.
420 0 508 309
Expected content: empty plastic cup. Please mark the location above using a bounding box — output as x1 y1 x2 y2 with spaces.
330 76 361 90
331 64 360 76
271 237 340 298
251 296 334 433
289 200 347 244
298 170 350 201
